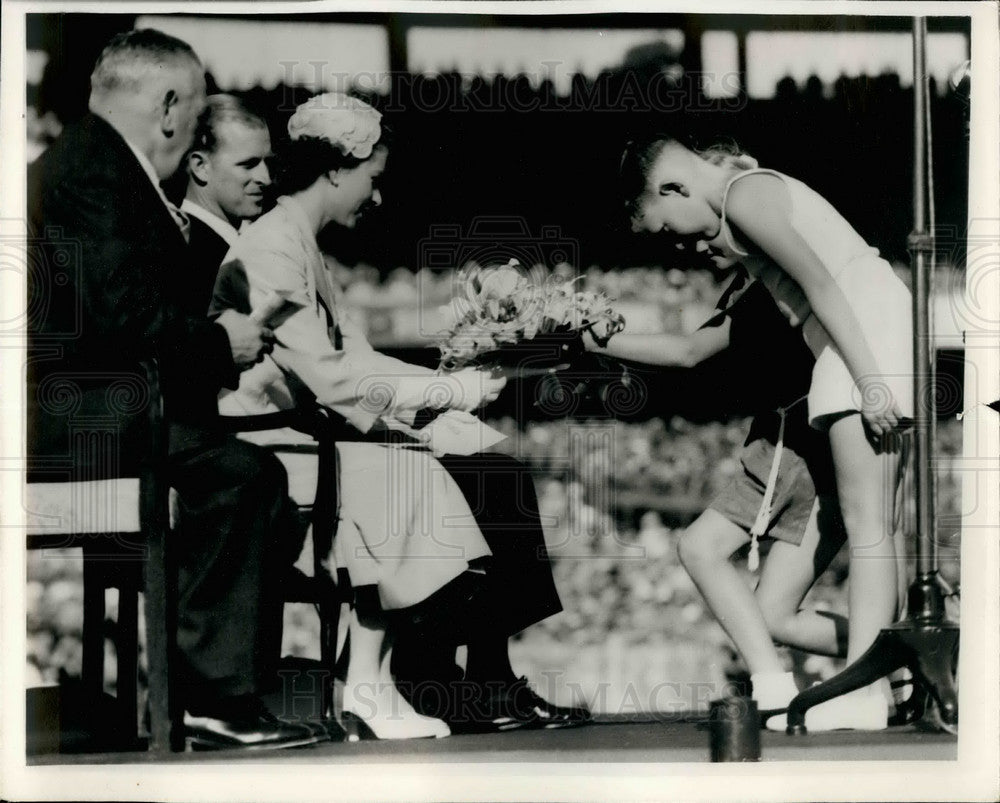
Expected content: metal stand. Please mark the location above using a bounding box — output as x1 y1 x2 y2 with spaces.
787 17 959 734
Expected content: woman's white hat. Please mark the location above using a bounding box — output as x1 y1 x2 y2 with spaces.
287 92 383 159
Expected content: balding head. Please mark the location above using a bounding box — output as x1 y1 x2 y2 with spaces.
90 28 200 97
89 29 206 180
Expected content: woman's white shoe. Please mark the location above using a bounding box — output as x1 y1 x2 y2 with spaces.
342 682 451 740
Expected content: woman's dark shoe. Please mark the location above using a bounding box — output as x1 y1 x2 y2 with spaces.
445 677 592 734
444 682 535 735
184 695 326 751
500 677 593 730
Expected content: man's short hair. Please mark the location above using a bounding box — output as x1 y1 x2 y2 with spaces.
191 94 268 154
90 28 201 96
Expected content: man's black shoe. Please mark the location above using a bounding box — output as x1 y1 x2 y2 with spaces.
184 695 328 751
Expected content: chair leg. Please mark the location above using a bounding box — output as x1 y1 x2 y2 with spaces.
145 524 180 751
81 550 105 702
117 583 140 744
318 587 340 721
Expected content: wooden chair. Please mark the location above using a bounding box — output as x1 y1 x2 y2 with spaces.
218 406 350 723
25 359 172 751
26 361 348 752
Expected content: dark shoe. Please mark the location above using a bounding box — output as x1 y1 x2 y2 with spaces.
887 678 930 727
442 677 592 734
444 679 536 735
184 695 327 751
498 677 593 730
316 717 347 742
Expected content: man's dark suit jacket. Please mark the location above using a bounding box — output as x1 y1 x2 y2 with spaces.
179 214 231 318
27 114 239 478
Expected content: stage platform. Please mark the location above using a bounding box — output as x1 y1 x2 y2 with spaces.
29 714 957 765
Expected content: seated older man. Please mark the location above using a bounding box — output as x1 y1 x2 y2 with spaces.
27 29 322 751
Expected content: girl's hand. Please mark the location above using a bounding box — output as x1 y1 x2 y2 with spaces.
581 328 600 352
858 377 905 451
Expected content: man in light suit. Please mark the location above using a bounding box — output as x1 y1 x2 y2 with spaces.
27 29 322 750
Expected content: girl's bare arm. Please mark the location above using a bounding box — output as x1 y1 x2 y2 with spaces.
584 322 731 368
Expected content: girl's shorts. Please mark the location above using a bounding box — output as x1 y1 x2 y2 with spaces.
803 255 914 429
708 423 834 546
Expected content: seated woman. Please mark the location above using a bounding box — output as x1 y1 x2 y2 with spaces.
212 93 587 737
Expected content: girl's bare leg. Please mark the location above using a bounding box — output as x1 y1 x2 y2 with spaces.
780 413 902 730
677 510 783 674
756 494 848 657
827 414 901 668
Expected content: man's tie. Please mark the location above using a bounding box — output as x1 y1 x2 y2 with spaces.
167 202 191 244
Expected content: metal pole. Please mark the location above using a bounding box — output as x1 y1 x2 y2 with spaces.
785 17 959 735
910 16 936 579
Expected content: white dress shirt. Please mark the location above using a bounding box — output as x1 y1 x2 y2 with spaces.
180 199 240 248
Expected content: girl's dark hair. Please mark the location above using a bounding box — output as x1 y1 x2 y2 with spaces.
273 123 393 196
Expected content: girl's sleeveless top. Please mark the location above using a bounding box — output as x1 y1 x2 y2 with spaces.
718 168 881 328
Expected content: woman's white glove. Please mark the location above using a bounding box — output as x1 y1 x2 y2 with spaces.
390 367 507 418
437 367 507 412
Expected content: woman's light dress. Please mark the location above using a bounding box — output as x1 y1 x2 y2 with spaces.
214 196 491 610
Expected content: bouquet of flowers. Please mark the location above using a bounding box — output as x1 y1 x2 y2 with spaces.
437 260 626 372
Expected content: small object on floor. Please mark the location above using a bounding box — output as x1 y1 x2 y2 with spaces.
184 695 327 751
709 696 761 762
